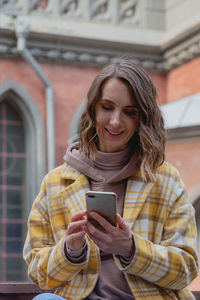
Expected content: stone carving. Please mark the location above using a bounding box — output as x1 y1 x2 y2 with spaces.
28 0 58 15
28 0 46 12
0 0 140 25
0 0 55 14
59 0 86 19
90 0 111 21
59 0 78 15
119 0 140 24
0 0 22 14
0 0 16 10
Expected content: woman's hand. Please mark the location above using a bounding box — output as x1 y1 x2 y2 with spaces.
65 210 87 251
85 212 134 257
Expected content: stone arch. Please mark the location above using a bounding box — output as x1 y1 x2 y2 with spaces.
68 98 86 144
0 79 46 214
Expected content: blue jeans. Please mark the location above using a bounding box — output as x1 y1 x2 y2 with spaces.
33 293 65 300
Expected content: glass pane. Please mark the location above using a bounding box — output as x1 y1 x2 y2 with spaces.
0 164 2 184
0 127 3 153
0 185 2 217
7 124 24 136
6 223 22 237
6 241 23 254
7 135 25 153
6 157 25 186
6 103 21 121
7 257 23 271
7 207 22 219
6 257 27 281
0 259 2 281
7 190 23 205
0 155 2 171
6 270 24 282
0 235 2 252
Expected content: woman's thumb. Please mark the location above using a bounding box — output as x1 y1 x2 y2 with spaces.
116 214 128 230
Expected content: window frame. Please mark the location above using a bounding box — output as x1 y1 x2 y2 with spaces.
0 80 46 281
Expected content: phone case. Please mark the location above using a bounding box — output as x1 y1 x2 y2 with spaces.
86 191 117 230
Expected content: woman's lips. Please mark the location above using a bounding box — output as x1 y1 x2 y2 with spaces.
105 128 123 137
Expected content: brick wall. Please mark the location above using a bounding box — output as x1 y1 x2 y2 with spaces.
149 71 167 105
0 58 166 166
166 139 200 192
166 57 200 102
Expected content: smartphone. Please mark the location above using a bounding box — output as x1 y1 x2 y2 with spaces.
86 191 117 231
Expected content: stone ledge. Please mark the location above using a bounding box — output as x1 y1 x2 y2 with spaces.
0 282 199 300
0 282 44 294
0 283 55 300
167 125 200 141
1 16 200 72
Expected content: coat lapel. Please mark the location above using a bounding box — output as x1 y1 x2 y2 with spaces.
123 173 154 229
61 164 90 216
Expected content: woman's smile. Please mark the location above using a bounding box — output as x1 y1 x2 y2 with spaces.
105 128 124 137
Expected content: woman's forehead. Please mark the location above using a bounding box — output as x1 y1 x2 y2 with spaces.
100 78 137 106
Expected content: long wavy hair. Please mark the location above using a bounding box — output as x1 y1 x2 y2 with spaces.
79 59 166 182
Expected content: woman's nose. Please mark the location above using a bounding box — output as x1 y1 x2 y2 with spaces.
110 111 121 127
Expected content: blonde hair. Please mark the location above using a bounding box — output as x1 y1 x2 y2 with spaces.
80 59 166 182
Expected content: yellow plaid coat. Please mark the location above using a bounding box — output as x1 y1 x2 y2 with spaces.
23 161 199 299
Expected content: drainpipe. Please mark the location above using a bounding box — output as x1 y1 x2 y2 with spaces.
14 18 55 171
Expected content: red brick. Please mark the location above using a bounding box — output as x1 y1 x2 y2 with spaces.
166 140 200 192
166 57 200 102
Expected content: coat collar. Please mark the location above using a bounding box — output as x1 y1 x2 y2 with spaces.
60 164 90 215
61 162 82 181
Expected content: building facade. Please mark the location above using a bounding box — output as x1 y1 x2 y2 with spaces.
0 0 200 286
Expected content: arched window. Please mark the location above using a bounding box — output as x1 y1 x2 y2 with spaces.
0 100 27 281
0 80 46 281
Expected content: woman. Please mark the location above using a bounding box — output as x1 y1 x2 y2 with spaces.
24 59 199 299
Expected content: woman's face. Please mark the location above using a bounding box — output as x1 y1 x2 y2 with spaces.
95 78 139 153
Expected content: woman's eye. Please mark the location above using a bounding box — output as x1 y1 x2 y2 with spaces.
124 110 138 116
102 105 113 111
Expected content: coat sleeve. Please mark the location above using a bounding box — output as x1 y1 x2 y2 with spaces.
23 175 90 290
114 172 199 290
